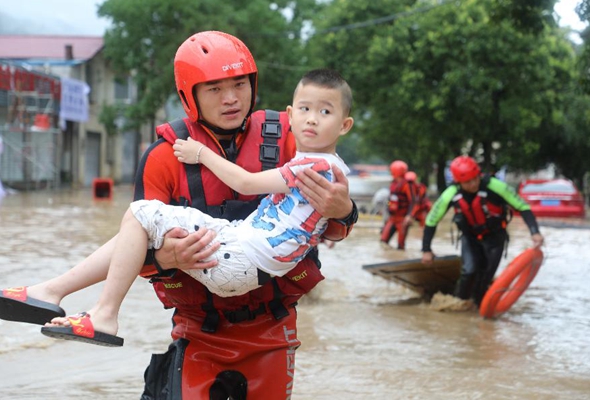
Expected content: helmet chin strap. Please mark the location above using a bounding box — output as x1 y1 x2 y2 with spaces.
199 118 248 163
199 118 247 136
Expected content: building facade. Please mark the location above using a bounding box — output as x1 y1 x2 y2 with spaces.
0 35 162 189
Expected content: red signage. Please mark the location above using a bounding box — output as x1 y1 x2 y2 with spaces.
0 64 61 99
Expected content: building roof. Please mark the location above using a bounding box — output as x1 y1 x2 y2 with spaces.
0 35 103 61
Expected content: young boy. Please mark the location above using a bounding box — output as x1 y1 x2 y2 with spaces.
39 68 354 347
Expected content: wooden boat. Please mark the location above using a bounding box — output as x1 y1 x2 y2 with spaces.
362 255 461 297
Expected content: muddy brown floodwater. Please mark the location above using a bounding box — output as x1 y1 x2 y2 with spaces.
0 187 589 399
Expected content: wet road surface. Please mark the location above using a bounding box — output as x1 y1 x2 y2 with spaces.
0 187 588 399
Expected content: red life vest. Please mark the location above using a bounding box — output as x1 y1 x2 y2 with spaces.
453 189 506 238
150 110 325 333
388 179 412 215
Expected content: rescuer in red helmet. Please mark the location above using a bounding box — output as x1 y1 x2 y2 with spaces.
128 31 359 399
405 171 431 227
0 31 357 399
380 160 418 250
421 155 544 307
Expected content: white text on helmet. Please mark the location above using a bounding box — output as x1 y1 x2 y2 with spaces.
222 62 244 72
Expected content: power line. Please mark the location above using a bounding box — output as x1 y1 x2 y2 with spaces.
315 0 455 35
246 0 456 38
253 0 457 70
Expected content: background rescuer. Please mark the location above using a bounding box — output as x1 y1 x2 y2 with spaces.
421 155 544 306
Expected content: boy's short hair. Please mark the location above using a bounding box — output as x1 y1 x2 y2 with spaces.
297 69 353 116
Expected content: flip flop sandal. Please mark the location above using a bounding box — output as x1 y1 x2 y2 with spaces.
0 286 66 325
41 312 124 347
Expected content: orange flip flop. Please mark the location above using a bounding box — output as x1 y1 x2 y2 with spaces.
0 286 65 325
41 312 124 347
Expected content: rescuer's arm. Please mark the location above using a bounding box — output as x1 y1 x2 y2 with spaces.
487 177 544 248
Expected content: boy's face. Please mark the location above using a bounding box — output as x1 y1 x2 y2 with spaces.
286 83 353 153
194 75 252 131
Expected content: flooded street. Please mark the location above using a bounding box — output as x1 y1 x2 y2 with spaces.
0 187 589 399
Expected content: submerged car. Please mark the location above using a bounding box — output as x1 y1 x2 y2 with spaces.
517 178 586 218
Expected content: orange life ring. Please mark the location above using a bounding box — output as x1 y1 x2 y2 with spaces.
479 248 544 319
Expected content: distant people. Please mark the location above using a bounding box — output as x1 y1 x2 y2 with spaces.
405 171 431 227
421 155 544 307
380 160 416 250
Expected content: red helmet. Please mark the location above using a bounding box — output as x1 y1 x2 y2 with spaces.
174 31 258 123
404 171 417 182
389 160 408 178
450 156 481 183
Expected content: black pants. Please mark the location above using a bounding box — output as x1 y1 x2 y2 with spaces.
455 231 507 305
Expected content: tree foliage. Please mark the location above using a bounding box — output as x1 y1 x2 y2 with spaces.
307 0 581 188
97 0 590 188
97 0 317 124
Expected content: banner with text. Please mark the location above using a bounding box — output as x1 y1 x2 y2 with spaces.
59 77 90 124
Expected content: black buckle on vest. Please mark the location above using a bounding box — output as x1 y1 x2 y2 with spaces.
268 278 290 320
260 110 282 171
201 309 220 333
262 121 282 138
259 144 280 163
268 299 290 320
223 303 266 324
201 290 220 333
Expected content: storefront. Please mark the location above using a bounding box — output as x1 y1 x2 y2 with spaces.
0 63 61 190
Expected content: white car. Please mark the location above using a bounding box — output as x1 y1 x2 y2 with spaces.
347 165 391 214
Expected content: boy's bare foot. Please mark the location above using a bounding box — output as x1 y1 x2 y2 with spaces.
45 306 119 337
42 311 123 347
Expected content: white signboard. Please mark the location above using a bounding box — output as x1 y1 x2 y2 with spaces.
59 77 90 124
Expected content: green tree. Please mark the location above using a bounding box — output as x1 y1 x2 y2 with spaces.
306 0 577 191
97 0 317 127
95 0 589 188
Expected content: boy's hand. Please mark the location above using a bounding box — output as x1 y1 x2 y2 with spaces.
173 137 205 165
